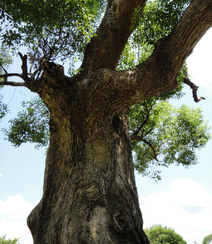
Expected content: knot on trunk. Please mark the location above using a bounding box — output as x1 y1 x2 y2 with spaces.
110 211 133 233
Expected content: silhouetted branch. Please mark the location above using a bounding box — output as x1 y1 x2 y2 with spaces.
18 52 30 83
183 77 205 103
0 80 26 87
0 53 31 87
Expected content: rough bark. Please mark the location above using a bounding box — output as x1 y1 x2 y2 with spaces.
1 0 212 243
81 0 146 72
25 60 150 243
27 107 148 243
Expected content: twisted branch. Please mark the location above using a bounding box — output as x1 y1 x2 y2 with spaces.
183 77 205 102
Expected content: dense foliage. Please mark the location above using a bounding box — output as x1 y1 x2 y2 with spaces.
132 0 192 47
203 234 212 244
2 97 49 148
144 225 187 244
0 0 106 73
130 101 211 180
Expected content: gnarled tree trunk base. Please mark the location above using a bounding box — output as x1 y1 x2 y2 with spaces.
27 110 149 244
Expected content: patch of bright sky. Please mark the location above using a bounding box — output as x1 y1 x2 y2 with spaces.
187 28 212 96
140 177 212 244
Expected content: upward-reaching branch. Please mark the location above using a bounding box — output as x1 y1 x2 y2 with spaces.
85 0 212 117
18 52 30 83
81 0 147 73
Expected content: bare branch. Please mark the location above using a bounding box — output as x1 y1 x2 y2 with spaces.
0 80 26 87
0 73 25 87
18 52 30 83
0 53 32 87
183 77 205 102
0 73 23 79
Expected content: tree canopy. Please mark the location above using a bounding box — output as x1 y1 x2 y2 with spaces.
0 0 211 180
0 0 105 61
203 234 212 244
144 225 187 244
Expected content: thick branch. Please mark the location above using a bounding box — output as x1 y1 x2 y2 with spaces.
183 77 205 102
0 73 23 79
0 53 33 88
88 0 212 115
0 81 26 87
81 0 147 72
167 0 212 69
0 73 27 87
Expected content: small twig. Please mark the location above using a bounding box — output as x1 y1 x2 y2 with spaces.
183 77 205 103
7 88 17 105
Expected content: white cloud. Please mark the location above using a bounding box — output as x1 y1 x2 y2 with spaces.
187 28 212 96
0 195 36 244
139 177 212 244
0 183 211 244
0 172 2 178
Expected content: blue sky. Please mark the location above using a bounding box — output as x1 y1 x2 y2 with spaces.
0 28 212 244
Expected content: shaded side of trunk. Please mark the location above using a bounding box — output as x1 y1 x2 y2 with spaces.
27 108 149 244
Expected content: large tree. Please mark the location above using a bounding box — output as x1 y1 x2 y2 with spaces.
144 225 187 244
203 234 212 244
1 0 212 243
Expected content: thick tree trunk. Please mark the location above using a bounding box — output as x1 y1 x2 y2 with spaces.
1 1 212 243
27 107 149 243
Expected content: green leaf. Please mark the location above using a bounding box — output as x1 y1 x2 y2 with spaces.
129 98 211 181
2 96 49 148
